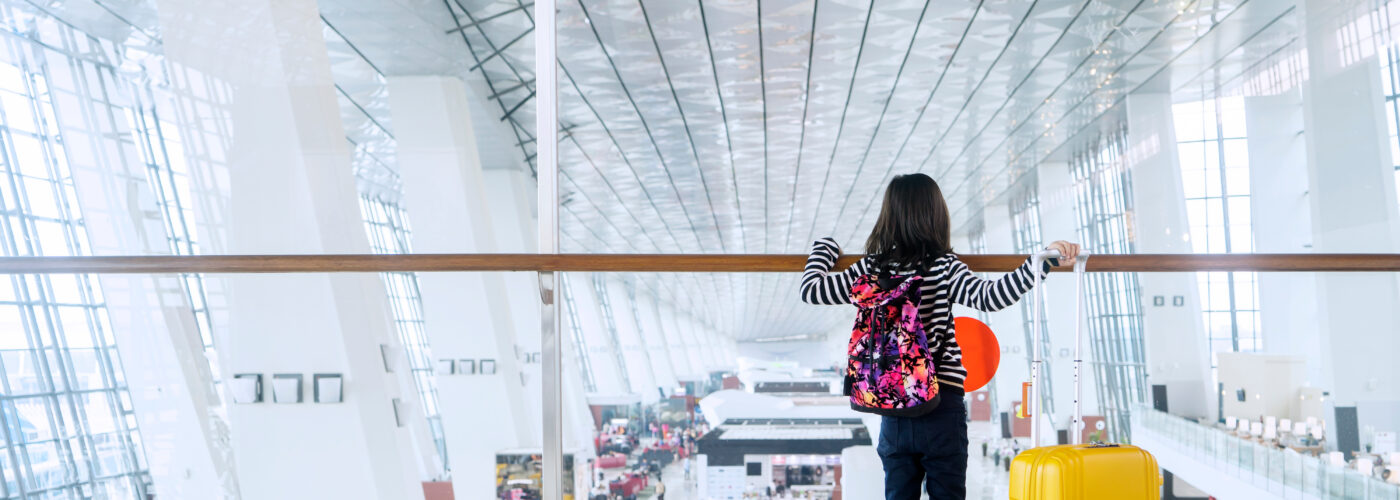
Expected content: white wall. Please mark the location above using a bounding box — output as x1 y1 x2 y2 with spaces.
1245 90 1324 386
1125 92 1213 420
1217 352 1306 421
1300 0 1400 413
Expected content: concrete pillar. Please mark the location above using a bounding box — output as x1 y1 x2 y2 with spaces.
153 0 428 497
1244 90 1323 384
387 75 531 499
1125 92 1213 420
1299 0 1400 419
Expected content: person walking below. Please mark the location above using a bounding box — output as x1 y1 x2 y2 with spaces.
654 480 665 500
800 173 1079 500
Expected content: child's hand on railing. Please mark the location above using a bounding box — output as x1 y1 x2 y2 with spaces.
1047 241 1082 266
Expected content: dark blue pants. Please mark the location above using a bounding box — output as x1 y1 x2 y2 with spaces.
877 390 968 500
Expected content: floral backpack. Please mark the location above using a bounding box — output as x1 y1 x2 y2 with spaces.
844 270 940 417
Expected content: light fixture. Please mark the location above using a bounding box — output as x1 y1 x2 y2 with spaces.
392 398 408 427
313 374 343 403
380 344 398 373
272 374 303 403
436 359 455 375
232 374 262 404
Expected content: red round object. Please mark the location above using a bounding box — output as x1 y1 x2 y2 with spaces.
954 316 1000 392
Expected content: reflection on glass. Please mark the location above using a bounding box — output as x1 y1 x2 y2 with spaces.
0 4 151 497
1173 96 1262 383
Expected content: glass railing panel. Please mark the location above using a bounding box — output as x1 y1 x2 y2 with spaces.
1328 466 1348 498
1347 469 1367 500
1284 450 1302 490
1304 459 1322 496
1271 445 1288 492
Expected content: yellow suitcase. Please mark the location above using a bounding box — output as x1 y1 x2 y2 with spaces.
1010 252 1162 499
1008 443 1162 500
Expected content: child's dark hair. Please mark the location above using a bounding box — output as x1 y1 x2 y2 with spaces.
865 173 953 266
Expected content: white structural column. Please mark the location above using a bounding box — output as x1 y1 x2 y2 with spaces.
153 1 427 498
387 76 532 499
667 306 704 379
603 279 660 400
638 294 682 392
699 320 727 370
570 274 628 394
654 301 696 380
483 167 547 444
638 289 680 392
1035 162 1101 427
1125 93 1212 419
1299 0 1400 422
678 315 711 375
1244 90 1323 383
975 203 1030 413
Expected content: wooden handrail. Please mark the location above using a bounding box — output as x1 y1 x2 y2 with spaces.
1 253 1398 274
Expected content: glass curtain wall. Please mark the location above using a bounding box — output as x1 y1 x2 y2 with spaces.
1373 0 1400 212
0 6 152 497
1172 95 1261 382
1008 180 1054 417
357 196 447 475
128 63 226 409
1070 128 1149 443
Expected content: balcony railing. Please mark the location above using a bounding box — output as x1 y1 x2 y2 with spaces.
3 253 1400 274
1133 404 1400 500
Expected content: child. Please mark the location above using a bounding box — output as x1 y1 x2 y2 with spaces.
801 173 1078 499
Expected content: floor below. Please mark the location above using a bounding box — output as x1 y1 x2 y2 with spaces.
621 420 1014 500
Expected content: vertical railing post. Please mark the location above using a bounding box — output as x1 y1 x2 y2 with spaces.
536 0 561 498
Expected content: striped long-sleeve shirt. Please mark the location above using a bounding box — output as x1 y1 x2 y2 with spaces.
800 237 1051 390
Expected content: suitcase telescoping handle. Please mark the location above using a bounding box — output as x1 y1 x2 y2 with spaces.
1027 248 1091 447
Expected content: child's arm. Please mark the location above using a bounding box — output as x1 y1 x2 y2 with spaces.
800 238 870 305
946 254 1053 312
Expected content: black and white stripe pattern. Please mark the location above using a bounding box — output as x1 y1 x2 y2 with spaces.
800 237 1049 390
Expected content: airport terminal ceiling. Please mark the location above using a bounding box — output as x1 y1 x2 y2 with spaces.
43 0 1300 340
